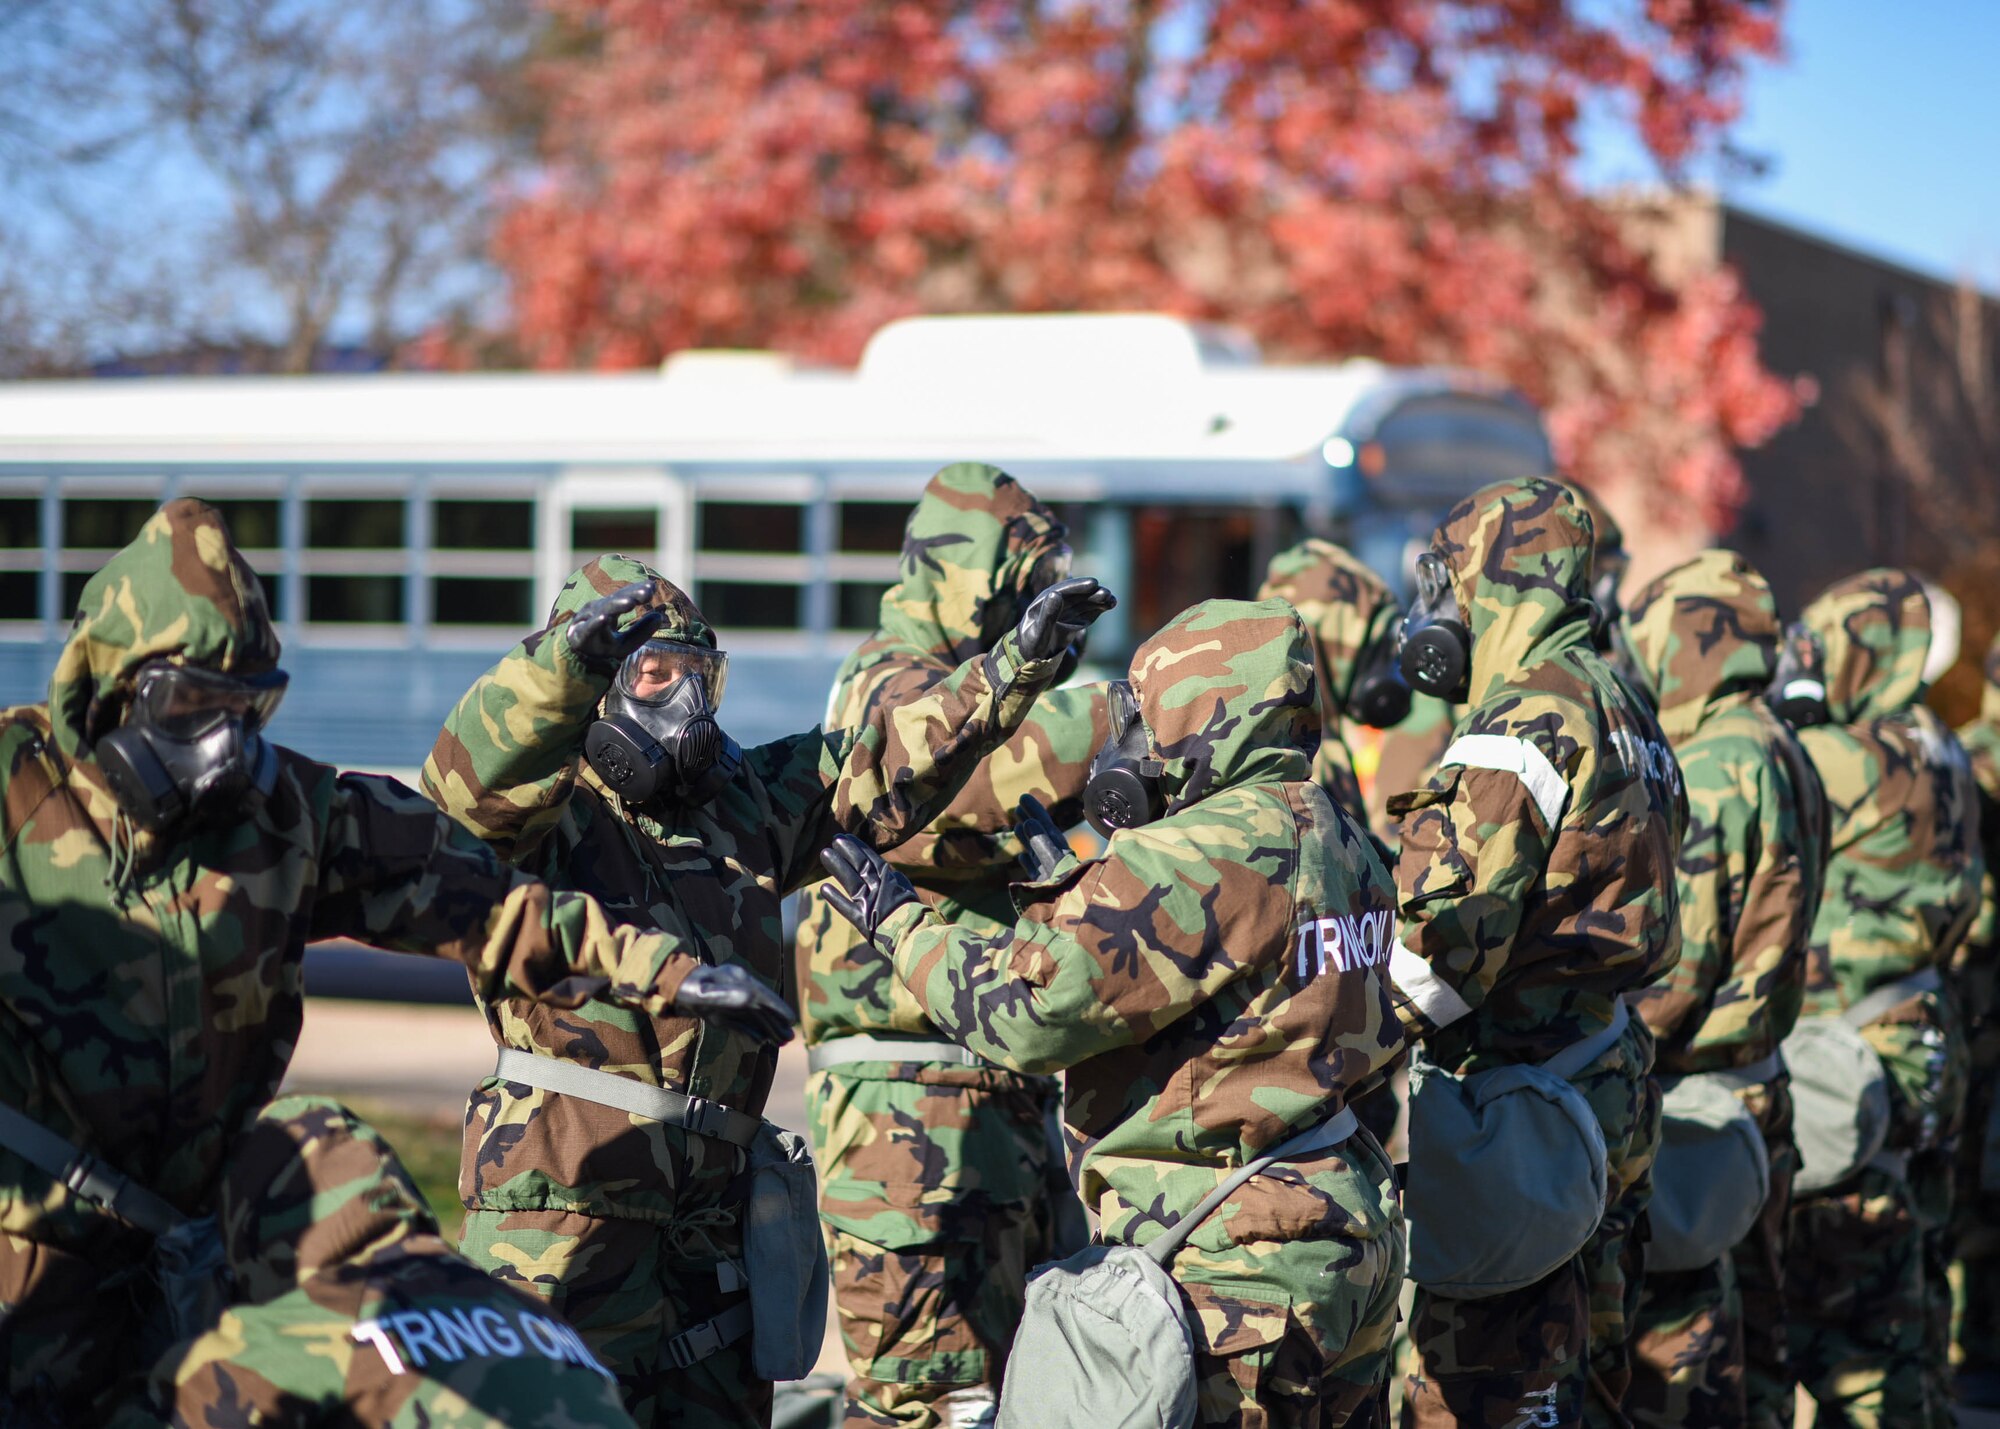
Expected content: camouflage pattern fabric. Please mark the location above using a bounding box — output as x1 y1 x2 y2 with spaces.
856 599 1409 1425
1953 631 2000 1384
1380 479 1686 1429
1621 550 1828 1075
793 464 1103 1428
0 502 713 1424
1786 569 1985 1428
421 548 1067 1426
1618 553 1828 1425
1256 538 1407 1147
154 1096 636 1427
1256 536 1405 826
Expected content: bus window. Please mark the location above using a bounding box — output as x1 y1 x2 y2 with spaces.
571 508 658 557
701 581 801 631
836 581 893 630
0 498 39 548
307 499 404 549
703 502 803 555
433 576 534 628
434 500 533 550
0 573 33 620
1125 507 1277 638
307 575 402 624
837 502 906 554
63 497 157 550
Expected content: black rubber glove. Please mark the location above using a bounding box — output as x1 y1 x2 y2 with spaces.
565 580 665 674
1015 577 1117 663
672 964 796 1046
1013 794 1072 884
819 834 920 949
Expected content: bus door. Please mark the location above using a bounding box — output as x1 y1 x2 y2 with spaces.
541 468 693 613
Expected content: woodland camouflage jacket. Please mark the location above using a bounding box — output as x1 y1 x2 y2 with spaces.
0 502 704 1415
420 554 1064 1222
795 463 1111 1049
1256 537 1402 825
1957 635 2000 960
158 1098 636 1427
1797 570 1984 1013
1623 551 1829 1074
864 599 1405 1243
1385 478 1687 1071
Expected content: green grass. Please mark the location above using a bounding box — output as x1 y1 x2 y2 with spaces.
346 1097 468 1245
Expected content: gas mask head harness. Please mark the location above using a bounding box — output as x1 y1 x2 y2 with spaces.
1766 621 1830 729
1082 679 1165 837
583 637 742 808
1397 550 1472 702
96 661 288 832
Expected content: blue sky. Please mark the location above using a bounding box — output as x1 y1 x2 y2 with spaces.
1584 0 2000 286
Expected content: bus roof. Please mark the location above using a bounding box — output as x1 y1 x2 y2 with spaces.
0 314 1535 472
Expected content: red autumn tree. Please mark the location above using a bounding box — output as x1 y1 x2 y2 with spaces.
491 0 1803 532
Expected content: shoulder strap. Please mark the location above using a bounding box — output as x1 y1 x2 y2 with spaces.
0 1101 185 1237
1143 1106 1359 1267
1842 968 1943 1030
1540 997 1631 1082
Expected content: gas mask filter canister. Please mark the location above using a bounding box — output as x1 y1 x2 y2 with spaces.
1397 551 1472 702
1081 680 1165 837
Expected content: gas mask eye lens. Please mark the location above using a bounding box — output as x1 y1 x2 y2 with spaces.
617 640 729 709
1416 553 1451 609
136 665 287 738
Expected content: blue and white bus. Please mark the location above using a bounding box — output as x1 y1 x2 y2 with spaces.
0 313 1552 771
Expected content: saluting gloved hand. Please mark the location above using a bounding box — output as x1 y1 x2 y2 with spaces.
819 834 920 950
671 964 796 1046
1015 577 1117 663
1013 794 1074 884
565 580 665 674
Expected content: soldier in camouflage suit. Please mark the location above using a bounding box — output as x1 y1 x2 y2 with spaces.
157 1096 637 1427
822 598 1410 1426
793 464 1107 1429
0 501 777 1425
1257 539 1409 1148
1620 551 1830 1429
421 550 1109 1426
1384 478 1685 1429
1954 632 2000 1406
1256 537 1408 828
1787 569 1984 1428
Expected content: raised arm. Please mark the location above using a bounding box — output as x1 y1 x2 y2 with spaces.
310 771 790 1041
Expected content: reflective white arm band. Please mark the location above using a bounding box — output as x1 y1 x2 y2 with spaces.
1390 944 1473 1030
1440 733 1568 830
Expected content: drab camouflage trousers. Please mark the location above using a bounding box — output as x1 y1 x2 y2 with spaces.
808 1062 1085 1429
1403 1014 1660 1429
1627 1076 1797 1429
456 1084 767 1429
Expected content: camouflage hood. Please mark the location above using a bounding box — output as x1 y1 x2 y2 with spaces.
219 1098 436 1305
843 463 1067 690
1127 598 1317 808
1256 538 1401 716
545 555 716 649
1802 568 1936 723
48 498 283 760
1432 477 1596 707
1624 550 1781 742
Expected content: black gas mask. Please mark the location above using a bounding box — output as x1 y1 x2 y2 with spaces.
1766 621 1830 729
97 662 287 832
1346 620 1413 729
1397 551 1472 702
1589 550 1630 654
583 638 742 807
1082 680 1165 837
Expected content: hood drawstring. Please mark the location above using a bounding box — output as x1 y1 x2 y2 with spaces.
103 806 138 906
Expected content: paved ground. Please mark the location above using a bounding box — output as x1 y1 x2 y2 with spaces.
285 997 2000 1424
